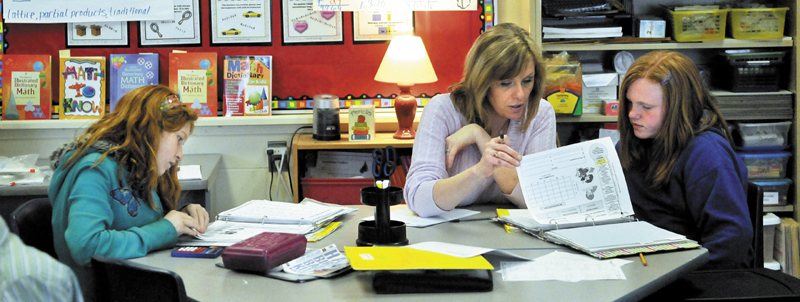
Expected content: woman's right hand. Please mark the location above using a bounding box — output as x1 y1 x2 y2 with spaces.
165 210 201 236
473 136 521 178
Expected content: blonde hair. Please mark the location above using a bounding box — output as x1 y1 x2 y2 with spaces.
449 23 546 133
63 85 198 210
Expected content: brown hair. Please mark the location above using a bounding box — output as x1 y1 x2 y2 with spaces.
617 51 732 188
449 23 546 133
63 85 198 210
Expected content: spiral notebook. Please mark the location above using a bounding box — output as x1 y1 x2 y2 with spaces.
500 138 701 258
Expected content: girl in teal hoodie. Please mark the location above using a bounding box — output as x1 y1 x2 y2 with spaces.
48 85 209 300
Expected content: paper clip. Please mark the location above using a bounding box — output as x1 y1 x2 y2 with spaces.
298 218 304 226
261 215 269 225
585 215 596 226
549 219 559 230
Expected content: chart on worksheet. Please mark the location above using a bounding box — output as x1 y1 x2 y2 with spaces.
516 137 633 224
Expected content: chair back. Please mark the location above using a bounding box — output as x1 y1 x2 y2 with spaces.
91 255 197 302
747 181 764 269
9 197 58 259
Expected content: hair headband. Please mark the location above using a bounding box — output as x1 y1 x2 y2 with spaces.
160 94 183 112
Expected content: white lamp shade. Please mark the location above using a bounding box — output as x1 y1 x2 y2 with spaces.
374 35 438 85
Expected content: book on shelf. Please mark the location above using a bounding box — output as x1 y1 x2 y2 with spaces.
58 53 106 120
109 53 159 113
774 218 799 277
222 55 272 117
498 137 700 259
169 52 218 117
1 54 52 120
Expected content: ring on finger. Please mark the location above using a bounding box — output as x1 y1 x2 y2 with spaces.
494 152 499 158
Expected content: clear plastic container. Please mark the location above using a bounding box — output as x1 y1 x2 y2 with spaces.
737 151 791 179
751 178 793 206
734 121 791 150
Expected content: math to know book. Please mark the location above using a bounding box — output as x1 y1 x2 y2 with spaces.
109 53 159 113
2 54 52 120
348 105 375 140
499 137 700 258
59 55 106 119
222 56 272 117
169 52 218 117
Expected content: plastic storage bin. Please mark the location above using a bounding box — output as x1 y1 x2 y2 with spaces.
763 213 780 262
729 7 789 40
719 50 786 92
738 151 791 179
300 177 375 205
734 121 792 150
668 8 729 42
751 178 792 206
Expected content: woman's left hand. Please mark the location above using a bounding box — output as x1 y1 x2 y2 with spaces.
181 204 209 233
445 124 484 170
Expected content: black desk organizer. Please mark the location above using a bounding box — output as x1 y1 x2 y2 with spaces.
356 186 409 246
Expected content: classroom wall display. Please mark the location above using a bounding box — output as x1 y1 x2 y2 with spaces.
139 0 202 46
352 11 414 42
280 0 343 45
67 22 129 47
210 0 272 45
313 0 478 11
169 52 218 116
109 53 159 113
1 55 52 120
3 1 490 115
58 55 107 119
223 55 272 116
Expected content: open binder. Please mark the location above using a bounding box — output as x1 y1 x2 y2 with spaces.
215 199 350 227
500 138 701 259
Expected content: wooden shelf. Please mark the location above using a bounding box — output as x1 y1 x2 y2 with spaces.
765 205 795 213
290 133 414 203
543 37 793 52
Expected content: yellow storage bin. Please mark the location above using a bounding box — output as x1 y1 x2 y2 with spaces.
668 9 729 42
729 7 789 40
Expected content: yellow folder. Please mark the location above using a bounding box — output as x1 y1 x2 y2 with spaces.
344 246 494 270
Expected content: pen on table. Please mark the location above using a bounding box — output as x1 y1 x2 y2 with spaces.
639 253 647 266
452 217 494 223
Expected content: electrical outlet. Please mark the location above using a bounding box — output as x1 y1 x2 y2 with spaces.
267 141 288 172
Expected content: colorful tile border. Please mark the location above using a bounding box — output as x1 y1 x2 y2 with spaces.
271 95 433 110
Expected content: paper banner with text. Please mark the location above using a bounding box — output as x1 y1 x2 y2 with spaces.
312 0 477 11
4 0 175 23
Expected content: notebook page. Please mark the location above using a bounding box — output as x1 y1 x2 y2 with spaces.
217 200 342 224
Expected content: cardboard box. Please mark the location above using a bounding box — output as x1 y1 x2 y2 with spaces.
603 100 619 116
582 73 618 114
544 62 582 115
348 105 375 140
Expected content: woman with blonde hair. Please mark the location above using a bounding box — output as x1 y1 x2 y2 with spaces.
617 51 752 269
49 84 209 299
405 23 557 217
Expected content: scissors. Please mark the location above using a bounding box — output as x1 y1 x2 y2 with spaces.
372 146 397 189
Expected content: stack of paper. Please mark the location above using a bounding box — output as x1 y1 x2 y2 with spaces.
178 199 356 246
774 218 800 277
543 26 623 39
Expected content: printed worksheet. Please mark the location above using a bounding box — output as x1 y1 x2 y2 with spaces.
516 137 633 224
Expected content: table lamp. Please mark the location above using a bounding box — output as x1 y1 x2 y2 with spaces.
374 35 438 139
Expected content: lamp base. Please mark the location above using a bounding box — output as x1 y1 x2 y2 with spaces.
393 128 416 139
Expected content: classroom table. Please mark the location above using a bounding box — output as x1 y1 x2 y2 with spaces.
132 204 709 302
0 154 221 226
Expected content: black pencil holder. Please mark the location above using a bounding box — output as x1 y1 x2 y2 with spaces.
356 186 408 246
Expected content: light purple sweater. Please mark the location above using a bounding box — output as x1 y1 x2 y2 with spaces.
404 93 557 217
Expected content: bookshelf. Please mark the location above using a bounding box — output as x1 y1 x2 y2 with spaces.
500 0 799 221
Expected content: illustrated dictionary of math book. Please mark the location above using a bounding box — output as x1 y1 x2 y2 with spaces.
222 55 272 116
109 53 159 113
169 52 218 117
59 55 107 119
2 54 52 120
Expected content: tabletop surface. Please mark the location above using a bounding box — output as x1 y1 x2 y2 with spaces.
0 154 221 196
131 204 708 302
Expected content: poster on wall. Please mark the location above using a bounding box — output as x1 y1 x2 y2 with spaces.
138 0 201 46
353 11 413 42
312 0 477 11
3 0 174 23
210 0 272 45
280 0 343 45
67 22 129 47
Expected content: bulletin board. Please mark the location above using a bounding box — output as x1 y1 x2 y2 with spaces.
4 1 488 106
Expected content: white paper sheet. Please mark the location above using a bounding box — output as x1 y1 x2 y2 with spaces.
177 165 202 180
500 251 629 282
516 137 633 224
405 241 531 261
362 207 479 227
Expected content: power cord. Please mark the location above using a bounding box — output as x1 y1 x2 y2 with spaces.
267 149 274 200
287 125 313 195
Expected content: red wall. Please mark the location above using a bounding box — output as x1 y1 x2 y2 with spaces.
5 2 483 100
